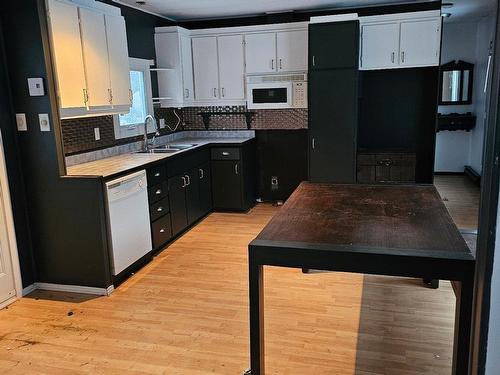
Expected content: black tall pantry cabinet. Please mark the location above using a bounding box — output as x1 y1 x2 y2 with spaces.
308 21 360 183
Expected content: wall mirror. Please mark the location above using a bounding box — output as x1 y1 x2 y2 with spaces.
439 60 474 105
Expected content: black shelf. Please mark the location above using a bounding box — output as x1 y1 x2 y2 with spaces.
198 111 255 130
437 112 476 132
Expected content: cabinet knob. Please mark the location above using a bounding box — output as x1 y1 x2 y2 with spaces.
235 163 239 175
222 151 229 156
154 172 160 177
199 168 204 179
155 189 162 195
160 228 165 233
157 207 163 212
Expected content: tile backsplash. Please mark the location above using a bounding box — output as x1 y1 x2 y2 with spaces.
61 105 308 156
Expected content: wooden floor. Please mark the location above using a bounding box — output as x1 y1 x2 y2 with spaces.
0 177 478 375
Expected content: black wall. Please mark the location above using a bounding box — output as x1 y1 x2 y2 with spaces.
255 130 308 201
0 20 36 288
358 68 439 183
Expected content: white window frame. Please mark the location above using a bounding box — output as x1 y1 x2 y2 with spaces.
113 57 155 139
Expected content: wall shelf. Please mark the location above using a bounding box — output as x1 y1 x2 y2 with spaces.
198 111 255 130
437 112 476 132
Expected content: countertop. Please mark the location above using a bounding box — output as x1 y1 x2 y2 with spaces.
66 136 254 178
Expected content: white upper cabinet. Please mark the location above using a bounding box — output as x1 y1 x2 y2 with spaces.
105 14 131 108
47 0 87 111
218 35 245 100
276 30 308 72
47 0 131 118
245 33 277 74
192 37 220 100
399 19 441 67
360 23 400 69
78 8 112 109
359 12 441 70
180 35 194 101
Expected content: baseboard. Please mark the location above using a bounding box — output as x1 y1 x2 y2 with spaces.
22 282 114 296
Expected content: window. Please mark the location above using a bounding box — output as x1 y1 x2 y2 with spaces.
114 58 154 139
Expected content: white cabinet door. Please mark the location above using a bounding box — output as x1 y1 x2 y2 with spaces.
399 19 441 67
78 7 112 108
47 0 87 109
180 35 194 101
104 14 131 108
218 35 245 100
245 33 276 74
360 23 400 69
192 37 219 100
276 30 308 72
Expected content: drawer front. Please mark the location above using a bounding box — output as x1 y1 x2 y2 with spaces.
147 164 166 186
151 214 172 249
150 196 170 222
211 147 240 161
148 181 167 204
167 148 210 177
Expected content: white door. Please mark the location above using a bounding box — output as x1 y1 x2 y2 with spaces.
78 7 112 108
104 14 131 107
180 35 194 101
360 23 400 69
399 19 441 67
218 35 245 100
47 0 87 110
276 30 308 72
245 33 277 74
192 36 220 100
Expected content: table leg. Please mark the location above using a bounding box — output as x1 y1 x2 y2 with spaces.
452 279 474 375
249 261 264 375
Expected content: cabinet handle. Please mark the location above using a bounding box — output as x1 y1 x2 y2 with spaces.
181 176 186 187
160 228 165 233
391 52 395 64
213 88 217 97
312 56 315 67
235 163 239 175
157 207 163 212
154 172 160 177
221 87 225 97
83 89 89 105
185 88 189 98
155 189 162 195
199 168 204 179
129 89 133 104
108 88 113 104
401 51 405 63
185 174 190 186
279 59 282 70
271 59 274 70
312 137 316 150
222 151 229 156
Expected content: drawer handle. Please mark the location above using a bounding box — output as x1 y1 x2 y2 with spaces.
157 207 163 212
222 152 230 156
154 172 161 177
160 228 165 233
155 189 162 195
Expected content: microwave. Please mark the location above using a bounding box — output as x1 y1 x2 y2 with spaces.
246 73 308 109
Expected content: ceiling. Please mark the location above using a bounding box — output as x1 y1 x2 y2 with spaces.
113 0 496 22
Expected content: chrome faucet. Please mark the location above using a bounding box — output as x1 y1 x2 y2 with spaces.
143 115 160 152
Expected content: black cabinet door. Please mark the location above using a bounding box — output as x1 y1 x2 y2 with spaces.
168 175 188 236
309 21 359 70
309 69 358 183
185 169 201 225
198 163 212 217
211 160 243 210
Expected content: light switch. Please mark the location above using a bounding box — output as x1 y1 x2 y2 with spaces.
94 127 100 141
159 118 165 129
15 113 27 131
38 114 50 132
27 78 45 96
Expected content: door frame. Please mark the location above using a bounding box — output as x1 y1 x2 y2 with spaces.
0 129 23 309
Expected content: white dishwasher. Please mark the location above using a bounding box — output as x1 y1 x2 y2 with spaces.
105 170 152 275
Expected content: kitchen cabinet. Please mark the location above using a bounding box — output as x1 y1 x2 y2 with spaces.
198 163 212 217
357 153 416 183
217 35 245 100
276 30 308 72
47 0 131 118
211 143 255 211
192 37 220 100
360 23 399 69
185 168 201 225
154 27 194 107
359 14 441 70
245 33 276 74
168 175 189 236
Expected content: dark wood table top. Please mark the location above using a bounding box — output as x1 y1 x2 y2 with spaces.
254 182 474 262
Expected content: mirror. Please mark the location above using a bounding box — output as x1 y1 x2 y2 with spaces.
439 60 474 105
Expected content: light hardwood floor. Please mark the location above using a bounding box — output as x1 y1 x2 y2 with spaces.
0 201 460 375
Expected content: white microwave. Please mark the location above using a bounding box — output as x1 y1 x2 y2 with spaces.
246 73 308 109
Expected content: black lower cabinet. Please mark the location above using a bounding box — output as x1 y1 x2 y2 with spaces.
185 168 201 225
151 215 172 249
211 142 255 211
198 163 212 217
168 175 188 236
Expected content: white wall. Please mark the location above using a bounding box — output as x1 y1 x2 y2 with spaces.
435 21 477 172
469 16 496 175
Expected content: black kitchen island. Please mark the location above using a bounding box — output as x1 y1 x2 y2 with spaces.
248 182 475 375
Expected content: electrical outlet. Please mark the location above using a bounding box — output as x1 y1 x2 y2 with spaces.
271 176 279 191
38 113 50 132
94 127 100 141
15 113 27 131
159 118 165 129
